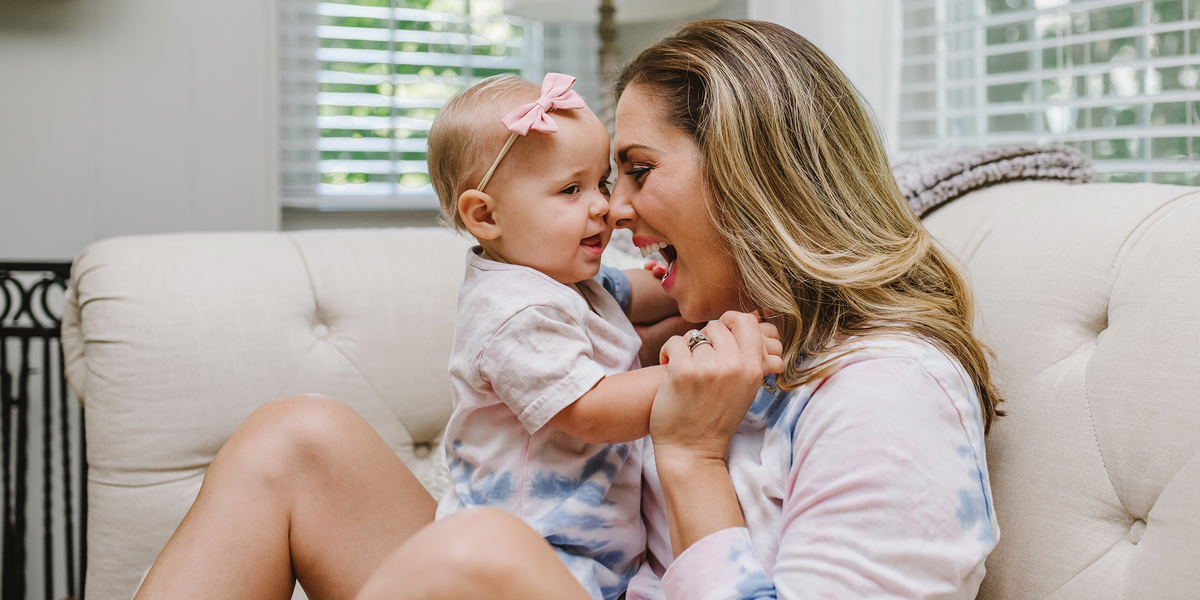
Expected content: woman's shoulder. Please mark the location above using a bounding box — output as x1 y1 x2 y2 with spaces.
750 334 977 444
795 332 988 453
815 333 974 397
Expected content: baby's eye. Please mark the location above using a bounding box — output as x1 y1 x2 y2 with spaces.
599 179 612 195
560 184 580 195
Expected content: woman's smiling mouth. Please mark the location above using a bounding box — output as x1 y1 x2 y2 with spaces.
633 236 678 292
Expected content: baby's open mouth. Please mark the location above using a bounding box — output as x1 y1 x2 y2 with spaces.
581 234 603 248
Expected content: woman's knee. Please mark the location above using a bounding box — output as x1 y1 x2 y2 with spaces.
360 508 551 599
435 507 545 569
215 394 367 483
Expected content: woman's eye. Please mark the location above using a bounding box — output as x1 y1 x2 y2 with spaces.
623 166 652 183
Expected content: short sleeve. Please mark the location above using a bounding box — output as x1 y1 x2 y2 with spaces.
478 305 607 434
596 265 631 313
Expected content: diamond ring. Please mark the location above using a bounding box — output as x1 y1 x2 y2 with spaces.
686 329 713 353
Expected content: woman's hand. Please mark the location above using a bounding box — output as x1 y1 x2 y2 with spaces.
649 311 782 556
633 315 700 367
651 311 783 462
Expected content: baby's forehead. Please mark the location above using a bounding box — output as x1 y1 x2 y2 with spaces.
508 111 610 165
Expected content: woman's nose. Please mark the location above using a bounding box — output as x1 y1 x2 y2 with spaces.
607 179 636 229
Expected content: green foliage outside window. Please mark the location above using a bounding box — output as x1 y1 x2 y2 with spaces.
314 0 530 193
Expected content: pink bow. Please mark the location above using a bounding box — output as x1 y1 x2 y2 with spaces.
501 73 586 135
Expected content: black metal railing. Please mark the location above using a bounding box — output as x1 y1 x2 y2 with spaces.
1 262 85 600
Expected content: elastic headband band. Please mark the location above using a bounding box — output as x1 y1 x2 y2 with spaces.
476 73 585 192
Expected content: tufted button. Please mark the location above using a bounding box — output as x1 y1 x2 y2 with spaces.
312 323 330 339
1130 519 1146 544
413 443 431 458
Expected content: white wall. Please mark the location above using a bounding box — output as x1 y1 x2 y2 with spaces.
749 0 902 153
0 0 280 261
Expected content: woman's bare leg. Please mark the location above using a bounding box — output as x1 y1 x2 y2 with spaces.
135 394 437 600
356 507 593 600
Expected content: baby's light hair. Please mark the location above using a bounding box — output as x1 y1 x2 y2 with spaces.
427 74 541 231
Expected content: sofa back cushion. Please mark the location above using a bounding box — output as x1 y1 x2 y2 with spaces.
923 182 1200 600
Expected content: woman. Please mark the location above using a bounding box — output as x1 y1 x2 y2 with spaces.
136 19 1001 600
599 20 1002 598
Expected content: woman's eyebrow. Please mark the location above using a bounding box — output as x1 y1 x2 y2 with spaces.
616 144 654 163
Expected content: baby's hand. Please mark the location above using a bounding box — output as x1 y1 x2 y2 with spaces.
644 260 667 280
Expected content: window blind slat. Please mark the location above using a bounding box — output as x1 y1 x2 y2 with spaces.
898 0 1200 182
279 0 540 208
900 57 1200 91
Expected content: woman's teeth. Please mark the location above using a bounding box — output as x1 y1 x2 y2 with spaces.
639 241 669 258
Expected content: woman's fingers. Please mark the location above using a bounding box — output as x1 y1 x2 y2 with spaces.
759 320 780 345
651 322 761 461
762 352 785 376
759 321 784 374
658 329 691 366
714 311 785 376
718 311 768 360
761 328 782 357
638 315 700 366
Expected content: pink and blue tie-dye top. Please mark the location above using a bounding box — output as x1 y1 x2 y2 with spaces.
628 335 999 600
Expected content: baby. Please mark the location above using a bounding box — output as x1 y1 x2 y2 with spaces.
426 73 757 600
426 72 668 600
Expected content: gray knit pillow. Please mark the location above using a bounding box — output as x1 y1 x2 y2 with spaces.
892 145 1095 217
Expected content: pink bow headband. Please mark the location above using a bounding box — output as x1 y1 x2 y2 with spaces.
476 73 586 192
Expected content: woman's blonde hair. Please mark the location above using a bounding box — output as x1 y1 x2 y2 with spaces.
427 74 540 231
617 19 1004 432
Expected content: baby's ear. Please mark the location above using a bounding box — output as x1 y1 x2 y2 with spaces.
458 189 500 240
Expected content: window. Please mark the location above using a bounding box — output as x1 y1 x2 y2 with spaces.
279 0 541 209
900 0 1200 184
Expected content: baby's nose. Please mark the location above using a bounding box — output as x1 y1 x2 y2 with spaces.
589 192 610 217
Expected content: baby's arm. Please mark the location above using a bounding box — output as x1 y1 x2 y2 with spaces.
624 267 679 324
549 317 784 444
548 365 665 444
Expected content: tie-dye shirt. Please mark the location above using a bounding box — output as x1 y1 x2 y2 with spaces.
627 335 999 600
437 250 646 600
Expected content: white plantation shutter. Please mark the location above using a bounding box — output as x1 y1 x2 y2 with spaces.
900 0 1200 184
280 0 541 209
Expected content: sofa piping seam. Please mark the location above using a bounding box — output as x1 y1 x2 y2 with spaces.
1083 360 1130 518
282 232 422 444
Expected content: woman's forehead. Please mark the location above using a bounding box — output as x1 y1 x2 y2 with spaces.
614 85 691 159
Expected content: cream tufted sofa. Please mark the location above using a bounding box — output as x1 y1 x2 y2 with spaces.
61 181 1200 600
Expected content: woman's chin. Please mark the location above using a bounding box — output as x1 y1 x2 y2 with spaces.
677 301 717 324
676 291 748 324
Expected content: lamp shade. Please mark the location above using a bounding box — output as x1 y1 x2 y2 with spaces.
504 0 719 23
